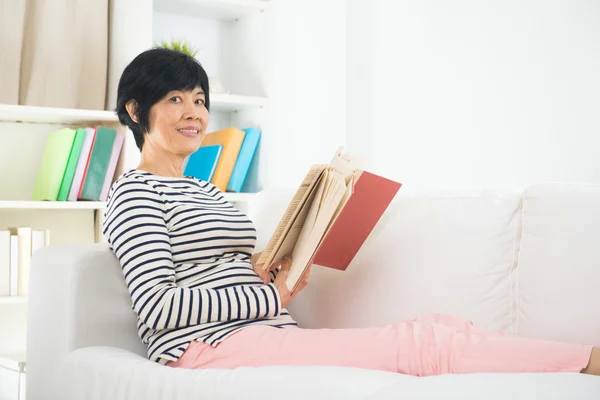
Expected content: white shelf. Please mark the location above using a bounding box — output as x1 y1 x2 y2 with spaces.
0 201 106 210
0 103 118 125
154 0 269 21
0 94 266 125
0 296 27 305
0 194 257 210
211 93 267 112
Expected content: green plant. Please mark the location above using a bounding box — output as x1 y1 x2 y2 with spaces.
156 39 199 58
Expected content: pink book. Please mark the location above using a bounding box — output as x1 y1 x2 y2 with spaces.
99 132 124 201
68 127 96 201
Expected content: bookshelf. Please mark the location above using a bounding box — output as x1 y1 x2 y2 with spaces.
0 0 269 377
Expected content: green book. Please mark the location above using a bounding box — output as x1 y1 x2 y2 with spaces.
80 126 117 201
31 128 78 201
57 128 86 201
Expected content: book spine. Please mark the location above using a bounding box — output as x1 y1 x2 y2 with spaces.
0 231 10 296
227 128 261 193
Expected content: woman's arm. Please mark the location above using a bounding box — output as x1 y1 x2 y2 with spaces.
103 178 281 331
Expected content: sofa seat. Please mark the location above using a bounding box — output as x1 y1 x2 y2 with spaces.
61 346 600 400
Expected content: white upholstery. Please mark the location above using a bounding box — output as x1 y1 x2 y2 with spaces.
26 184 600 400
26 245 146 400
516 183 600 346
277 189 523 332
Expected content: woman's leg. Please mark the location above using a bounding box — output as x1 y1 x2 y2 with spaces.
168 316 595 376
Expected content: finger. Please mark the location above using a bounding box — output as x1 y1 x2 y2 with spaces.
268 263 279 271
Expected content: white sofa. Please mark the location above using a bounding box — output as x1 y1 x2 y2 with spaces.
26 183 600 399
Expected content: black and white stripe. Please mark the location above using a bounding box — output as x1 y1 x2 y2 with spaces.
103 170 297 364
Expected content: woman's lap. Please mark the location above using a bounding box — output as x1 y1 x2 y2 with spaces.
167 314 592 376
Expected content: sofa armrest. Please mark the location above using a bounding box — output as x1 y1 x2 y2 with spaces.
26 244 147 400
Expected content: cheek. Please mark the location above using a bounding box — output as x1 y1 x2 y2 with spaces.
201 108 210 127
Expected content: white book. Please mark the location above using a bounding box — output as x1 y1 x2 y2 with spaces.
0 230 10 296
10 235 19 296
8 227 31 296
31 229 46 257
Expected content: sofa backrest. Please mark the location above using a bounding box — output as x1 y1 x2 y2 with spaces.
516 183 600 346
248 187 523 333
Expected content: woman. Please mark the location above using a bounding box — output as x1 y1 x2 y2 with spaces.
103 48 599 376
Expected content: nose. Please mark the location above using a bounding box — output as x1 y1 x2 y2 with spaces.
182 101 200 121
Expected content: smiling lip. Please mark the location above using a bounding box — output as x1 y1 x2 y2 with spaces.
177 126 200 138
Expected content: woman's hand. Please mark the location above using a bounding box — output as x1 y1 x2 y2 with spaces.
251 251 279 284
273 255 312 309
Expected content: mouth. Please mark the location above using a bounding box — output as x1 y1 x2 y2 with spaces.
177 127 201 138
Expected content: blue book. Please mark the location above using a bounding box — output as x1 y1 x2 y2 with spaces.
227 128 261 192
184 145 223 182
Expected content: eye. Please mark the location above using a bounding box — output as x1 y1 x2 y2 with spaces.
169 96 182 103
195 98 206 105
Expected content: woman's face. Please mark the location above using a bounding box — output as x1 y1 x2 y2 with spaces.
145 87 209 156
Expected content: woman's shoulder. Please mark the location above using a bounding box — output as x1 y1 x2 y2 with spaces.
110 169 155 191
106 170 162 205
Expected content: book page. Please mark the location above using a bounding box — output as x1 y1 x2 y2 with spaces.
330 149 356 185
286 173 348 291
269 171 324 264
326 171 356 234
257 164 327 268
293 169 329 252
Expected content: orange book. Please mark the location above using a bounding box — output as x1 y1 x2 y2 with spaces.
200 128 246 191
258 148 401 291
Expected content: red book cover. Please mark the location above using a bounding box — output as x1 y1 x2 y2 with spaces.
311 170 401 271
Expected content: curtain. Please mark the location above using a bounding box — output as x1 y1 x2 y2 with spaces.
0 0 108 110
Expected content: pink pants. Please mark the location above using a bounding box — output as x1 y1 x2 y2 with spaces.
167 314 593 376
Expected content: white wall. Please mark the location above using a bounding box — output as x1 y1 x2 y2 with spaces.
260 0 347 189
347 0 600 191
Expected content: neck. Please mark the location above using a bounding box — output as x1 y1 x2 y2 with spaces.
137 144 186 178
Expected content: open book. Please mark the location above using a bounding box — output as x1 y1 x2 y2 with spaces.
258 148 402 291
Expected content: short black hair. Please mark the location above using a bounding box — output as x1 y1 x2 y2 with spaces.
115 47 210 151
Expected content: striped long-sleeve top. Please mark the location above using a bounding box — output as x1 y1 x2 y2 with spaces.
102 170 298 364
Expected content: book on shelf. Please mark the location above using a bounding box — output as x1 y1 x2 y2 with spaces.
68 128 96 201
185 127 262 193
31 125 122 202
0 227 50 297
57 128 87 201
200 127 246 191
227 127 261 193
184 144 223 182
78 126 117 201
31 128 79 201
258 147 402 292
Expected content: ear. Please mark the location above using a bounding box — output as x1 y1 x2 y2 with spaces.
125 99 139 123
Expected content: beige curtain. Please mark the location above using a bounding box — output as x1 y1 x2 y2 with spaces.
0 0 108 110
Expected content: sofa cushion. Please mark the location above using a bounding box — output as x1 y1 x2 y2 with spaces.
516 183 600 346
248 187 522 333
